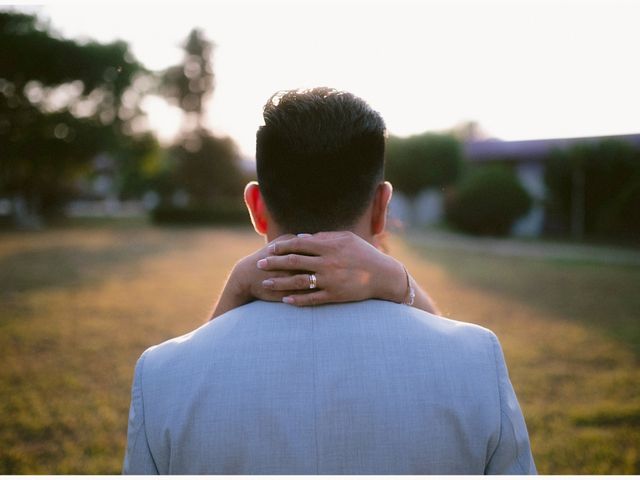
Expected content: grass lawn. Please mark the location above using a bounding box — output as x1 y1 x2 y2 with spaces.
1 222 638 473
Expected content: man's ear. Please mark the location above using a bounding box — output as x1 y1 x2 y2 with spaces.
244 181 269 235
371 181 393 236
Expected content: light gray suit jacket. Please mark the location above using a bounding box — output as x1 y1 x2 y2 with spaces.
123 299 536 474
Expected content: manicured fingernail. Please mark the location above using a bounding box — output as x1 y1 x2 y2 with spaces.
282 296 295 304
268 243 276 254
297 233 312 237
256 259 267 269
262 279 274 288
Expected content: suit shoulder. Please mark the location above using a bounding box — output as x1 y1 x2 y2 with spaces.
312 299 500 359
375 301 503 368
137 301 284 368
413 305 498 342
358 299 498 342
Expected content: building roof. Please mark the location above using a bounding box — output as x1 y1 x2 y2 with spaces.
464 133 640 162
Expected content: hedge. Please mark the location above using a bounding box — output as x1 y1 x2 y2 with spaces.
445 166 532 236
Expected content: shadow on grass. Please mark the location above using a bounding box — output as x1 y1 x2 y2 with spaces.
0 235 178 296
571 405 640 428
408 242 640 356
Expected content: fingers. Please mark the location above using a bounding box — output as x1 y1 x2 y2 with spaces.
262 273 318 291
256 254 322 272
282 290 331 307
269 235 328 256
257 289 299 303
271 233 297 243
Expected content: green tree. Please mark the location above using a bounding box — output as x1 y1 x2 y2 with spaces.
171 130 245 207
0 11 145 226
157 28 246 216
115 133 167 200
386 133 463 198
160 28 214 130
385 132 463 224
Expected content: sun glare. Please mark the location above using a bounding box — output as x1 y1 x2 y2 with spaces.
140 95 184 146
17 0 640 156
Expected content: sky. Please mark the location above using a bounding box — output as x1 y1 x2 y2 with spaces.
6 0 640 158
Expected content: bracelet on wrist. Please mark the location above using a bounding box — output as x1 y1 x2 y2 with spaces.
401 264 415 306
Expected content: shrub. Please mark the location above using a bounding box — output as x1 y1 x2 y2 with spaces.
445 166 532 236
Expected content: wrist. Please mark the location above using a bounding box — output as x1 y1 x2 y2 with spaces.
229 258 254 305
376 255 408 303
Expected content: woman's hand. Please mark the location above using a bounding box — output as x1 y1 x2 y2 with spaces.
256 231 408 306
210 233 300 319
224 233 300 304
212 231 439 320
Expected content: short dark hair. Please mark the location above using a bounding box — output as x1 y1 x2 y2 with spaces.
256 87 386 233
